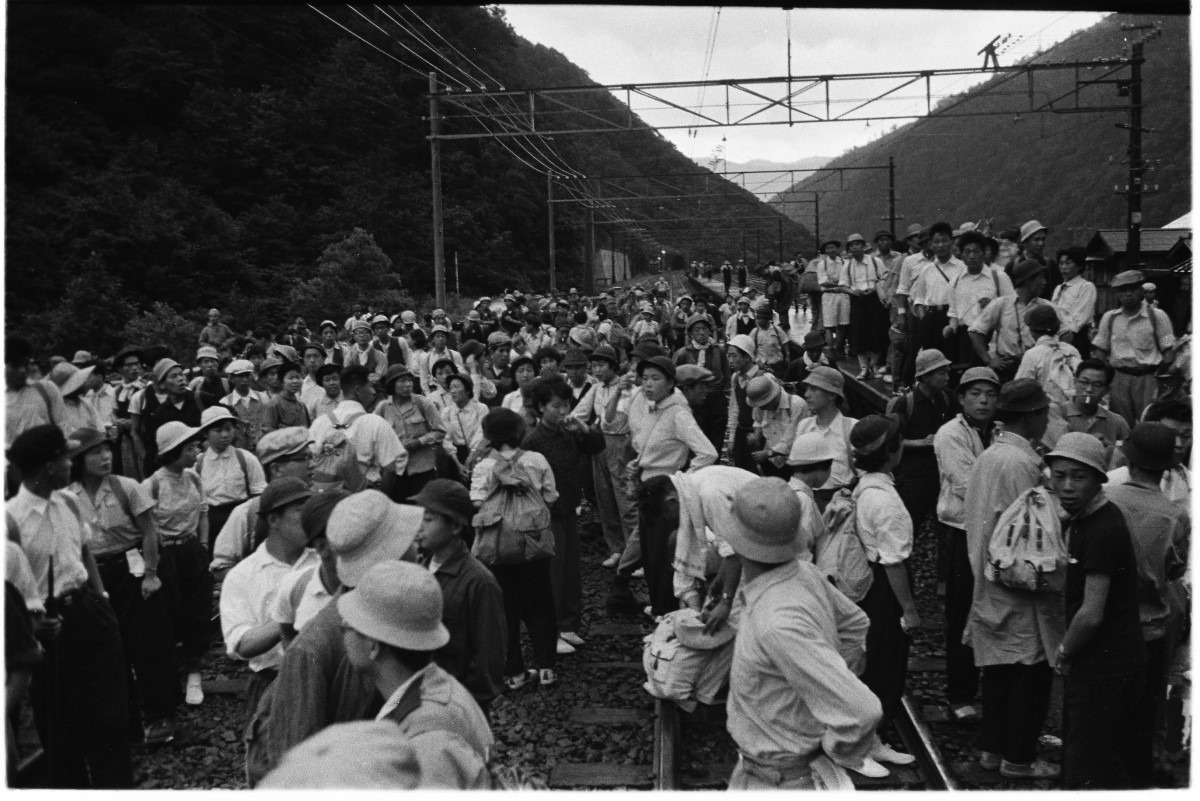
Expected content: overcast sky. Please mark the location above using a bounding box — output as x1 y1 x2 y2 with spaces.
499 6 1110 165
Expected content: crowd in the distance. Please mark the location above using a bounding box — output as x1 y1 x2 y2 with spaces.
4 215 1191 789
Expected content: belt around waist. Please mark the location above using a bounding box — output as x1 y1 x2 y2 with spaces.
1113 364 1159 376
161 536 197 547
739 752 814 781
95 546 138 564
924 304 949 312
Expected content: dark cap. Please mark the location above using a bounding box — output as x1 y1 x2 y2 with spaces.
562 349 589 368
382 364 415 393
996 378 1050 413
637 356 677 383
873 229 894 242
301 488 350 543
339 364 373 385
1012 259 1047 287
802 330 827 350
1024 304 1060 332
66 427 111 459
850 414 901 458
1121 422 1179 471
301 342 326 358
7 424 69 475
630 341 666 362
408 479 475 526
458 340 486 362
589 344 620 367
258 476 313 518
315 363 342 382
532 347 562 365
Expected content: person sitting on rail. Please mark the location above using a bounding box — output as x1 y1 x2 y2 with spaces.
246 491 422 786
782 329 833 389
722 476 887 788
1047 433 1147 789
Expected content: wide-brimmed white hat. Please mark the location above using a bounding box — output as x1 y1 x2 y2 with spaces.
327 491 421 586
786 432 841 467
723 477 802 564
48 362 95 398
156 421 202 454
338 561 450 651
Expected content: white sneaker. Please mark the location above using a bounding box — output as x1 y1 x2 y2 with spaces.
556 637 576 655
631 567 645 578
560 631 586 647
871 742 916 765
601 553 620 569
185 672 204 706
853 757 890 778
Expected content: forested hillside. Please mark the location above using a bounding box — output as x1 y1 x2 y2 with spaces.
5 5 808 356
776 13 1190 248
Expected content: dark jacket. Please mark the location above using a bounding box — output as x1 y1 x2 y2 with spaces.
429 539 506 709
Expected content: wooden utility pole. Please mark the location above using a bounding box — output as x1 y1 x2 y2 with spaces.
429 73 446 308
547 173 557 293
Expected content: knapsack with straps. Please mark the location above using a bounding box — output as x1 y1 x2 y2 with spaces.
985 486 1067 593
30 381 60 428
1099 304 1164 356
195 447 253 499
887 388 951 426
310 410 367 492
814 484 880 603
471 450 554 566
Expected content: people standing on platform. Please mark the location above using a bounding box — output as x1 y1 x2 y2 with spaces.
675 365 726 454
909 222 966 369
840 233 891 380
813 239 849 357
1015 220 1063 300
1050 247 1097 359
933 366 1000 721
221 359 270 452
196 405 267 562
1047 433 1146 789
872 230 905 382
721 260 733 295
724 296 756 341
968 260 1055 385
374 364 445 503
749 303 789 378
894 224 933 385
674 314 729 388
944 230 1014 367
1091 269 1176 427
736 259 748 290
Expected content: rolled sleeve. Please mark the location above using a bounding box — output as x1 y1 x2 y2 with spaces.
858 487 912 565
219 569 255 660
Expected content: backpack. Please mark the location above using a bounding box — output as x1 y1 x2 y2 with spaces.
310 410 368 492
641 609 735 709
887 388 952 427
470 450 554 566
985 486 1067 593
30 381 60 427
814 485 878 603
1039 341 1081 404
195 447 253 498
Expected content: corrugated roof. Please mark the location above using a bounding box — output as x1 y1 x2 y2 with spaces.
1173 258 1192 275
1090 228 1190 255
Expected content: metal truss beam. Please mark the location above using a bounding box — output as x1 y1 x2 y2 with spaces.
428 58 1139 141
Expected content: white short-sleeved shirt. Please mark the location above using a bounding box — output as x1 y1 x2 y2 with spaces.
197 446 267 506
309 400 407 483
270 564 333 634
220 542 319 673
68 476 156 557
853 472 913 565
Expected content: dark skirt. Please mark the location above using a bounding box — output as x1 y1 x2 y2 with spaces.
849 293 890 355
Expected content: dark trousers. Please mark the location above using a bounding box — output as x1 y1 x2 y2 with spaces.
30 591 133 788
731 428 756 473
895 460 940 578
96 554 181 723
388 469 437 504
207 500 242 564
858 561 910 726
900 313 920 385
550 511 582 633
245 668 278 719
978 661 1053 764
1063 668 1145 789
943 526 979 707
158 537 215 670
640 502 679 619
1131 636 1170 787
492 560 557 674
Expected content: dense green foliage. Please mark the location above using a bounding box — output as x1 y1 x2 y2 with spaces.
778 13 1191 250
6 4 809 357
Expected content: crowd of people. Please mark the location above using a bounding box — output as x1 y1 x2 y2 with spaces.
3 216 1191 789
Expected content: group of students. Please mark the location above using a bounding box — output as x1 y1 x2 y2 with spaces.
3 247 1190 789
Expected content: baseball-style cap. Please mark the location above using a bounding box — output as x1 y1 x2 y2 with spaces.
256 427 311 466
258 476 312 517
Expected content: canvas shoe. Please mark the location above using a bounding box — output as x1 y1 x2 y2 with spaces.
185 672 204 706
560 632 585 647
871 742 916 765
999 759 1060 779
538 669 557 687
853 757 889 778
978 751 1001 770
601 553 620 569
556 637 576 655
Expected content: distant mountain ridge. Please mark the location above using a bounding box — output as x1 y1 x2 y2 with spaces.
776 13 1190 250
697 157 832 198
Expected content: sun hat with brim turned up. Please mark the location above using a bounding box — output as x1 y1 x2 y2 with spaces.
326 491 422 587
786 431 841 468
914 348 952 379
1019 220 1048 242
196 346 220 363
1120 422 1179 472
199 404 239 432
338 561 450 651
48 362 95 399
723 477 803 564
66 428 111 459
155 421 202 455
1045 432 1109 479
745 375 781 409
801 365 844 399
727 334 756 358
